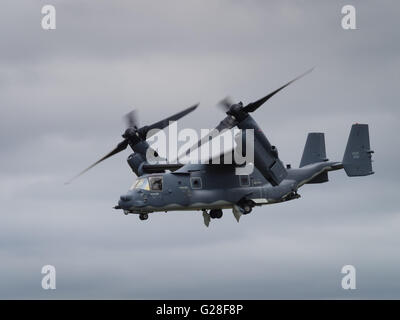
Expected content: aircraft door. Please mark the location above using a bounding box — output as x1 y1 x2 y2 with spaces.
174 176 191 207
148 176 164 206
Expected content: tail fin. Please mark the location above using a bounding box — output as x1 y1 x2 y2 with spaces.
342 124 374 176
300 132 328 167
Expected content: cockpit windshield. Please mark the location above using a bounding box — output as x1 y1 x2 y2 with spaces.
130 178 150 191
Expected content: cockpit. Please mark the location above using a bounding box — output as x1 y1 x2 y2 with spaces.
130 176 163 191
130 178 150 190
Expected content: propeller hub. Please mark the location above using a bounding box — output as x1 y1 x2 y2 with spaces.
122 127 137 139
227 102 247 122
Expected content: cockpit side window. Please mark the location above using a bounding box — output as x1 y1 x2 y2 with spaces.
130 178 150 191
190 177 202 189
149 176 163 191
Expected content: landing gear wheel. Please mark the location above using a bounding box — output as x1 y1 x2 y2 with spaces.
209 209 223 219
240 200 254 215
139 213 148 221
242 205 252 215
238 199 255 214
209 210 217 219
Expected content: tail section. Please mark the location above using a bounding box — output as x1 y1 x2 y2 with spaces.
300 132 328 167
299 132 329 183
342 124 374 176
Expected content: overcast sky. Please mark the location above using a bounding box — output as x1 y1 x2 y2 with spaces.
0 0 399 299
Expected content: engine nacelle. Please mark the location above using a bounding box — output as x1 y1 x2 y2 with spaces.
237 115 287 186
127 153 146 176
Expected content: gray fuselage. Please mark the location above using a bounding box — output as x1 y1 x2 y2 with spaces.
117 161 342 214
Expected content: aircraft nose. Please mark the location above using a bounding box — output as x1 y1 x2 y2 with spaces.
120 194 132 202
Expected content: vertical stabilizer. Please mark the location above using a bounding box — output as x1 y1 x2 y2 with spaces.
300 132 328 167
342 124 374 176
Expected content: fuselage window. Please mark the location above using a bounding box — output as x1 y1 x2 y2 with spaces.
190 177 202 189
149 176 163 191
239 175 250 186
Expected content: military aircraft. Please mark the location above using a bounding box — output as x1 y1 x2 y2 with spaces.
69 70 374 227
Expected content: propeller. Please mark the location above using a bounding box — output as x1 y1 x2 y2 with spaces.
66 104 198 184
218 97 234 111
177 68 314 159
124 109 139 129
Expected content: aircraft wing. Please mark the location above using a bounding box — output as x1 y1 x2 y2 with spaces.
202 148 245 166
141 163 184 173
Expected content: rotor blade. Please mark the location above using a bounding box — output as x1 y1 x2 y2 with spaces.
218 96 234 112
65 139 129 184
124 109 139 129
243 67 314 113
144 104 199 139
177 115 237 159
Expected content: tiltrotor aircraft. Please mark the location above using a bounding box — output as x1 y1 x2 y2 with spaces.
69 70 374 226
